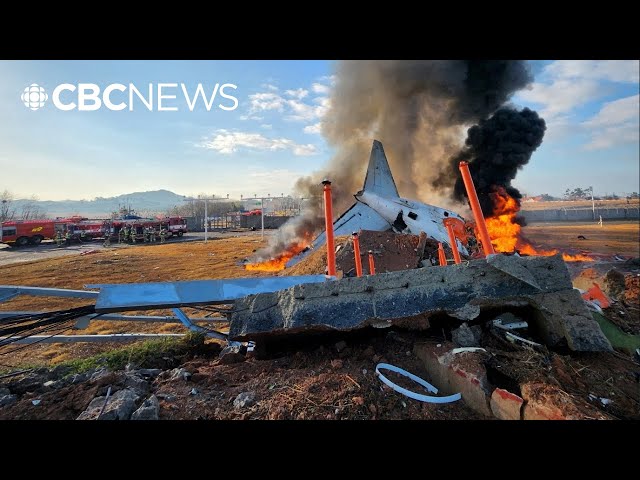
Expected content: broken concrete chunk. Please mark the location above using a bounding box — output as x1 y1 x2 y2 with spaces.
414 342 493 417
450 304 481 321
131 395 159 420
490 388 523 420
452 323 482 347
76 388 140 420
231 255 610 352
487 254 542 290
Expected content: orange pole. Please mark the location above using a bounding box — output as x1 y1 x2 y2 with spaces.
458 161 495 256
368 250 376 275
438 242 447 266
322 179 336 276
352 232 363 277
445 223 462 264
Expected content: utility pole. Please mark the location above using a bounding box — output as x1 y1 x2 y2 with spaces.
590 186 595 221
183 195 219 243
246 194 274 239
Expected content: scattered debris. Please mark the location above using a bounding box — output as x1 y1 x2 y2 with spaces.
77 388 139 421
452 323 482 347
131 395 159 420
31 399 41 406
505 332 543 350
581 283 611 309
233 391 256 410
219 344 246 365
375 363 461 404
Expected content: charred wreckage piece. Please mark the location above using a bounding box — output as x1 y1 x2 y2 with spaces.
230 254 611 353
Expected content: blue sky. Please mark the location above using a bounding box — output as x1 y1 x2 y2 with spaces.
0 60 638 201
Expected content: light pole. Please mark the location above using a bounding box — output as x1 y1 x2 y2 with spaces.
590 186 595 221
183 195 218 243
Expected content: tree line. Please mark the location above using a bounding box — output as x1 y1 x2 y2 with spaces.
1 190 47 223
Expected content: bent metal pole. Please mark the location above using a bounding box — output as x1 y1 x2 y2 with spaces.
352 232 363 277
322 179 337 276
458 161 495 256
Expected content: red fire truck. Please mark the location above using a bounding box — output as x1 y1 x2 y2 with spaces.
0 219 67 246
162 216 188 237
1 215 188 247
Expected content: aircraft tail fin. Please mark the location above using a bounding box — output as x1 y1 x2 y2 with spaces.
361 140 399 198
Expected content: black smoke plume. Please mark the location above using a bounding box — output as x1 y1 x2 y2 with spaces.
450 107 546 216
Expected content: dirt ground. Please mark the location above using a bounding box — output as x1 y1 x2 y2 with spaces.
522 221 639 258
520 199 640 211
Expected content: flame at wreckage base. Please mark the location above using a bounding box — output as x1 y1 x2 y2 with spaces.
485 187 593 262
245 187 593 272
245 234 313 272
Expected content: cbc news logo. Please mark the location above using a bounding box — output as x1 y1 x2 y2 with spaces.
21 83 48 111
20 82 238 112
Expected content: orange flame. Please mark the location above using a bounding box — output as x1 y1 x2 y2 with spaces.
484 187 593 262
245 234 313 272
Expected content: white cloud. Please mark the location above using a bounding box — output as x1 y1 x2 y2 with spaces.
303 122 322 134
260 124 272 129
544 60 639 84
248 92 285 113
201 130 317 156
582 94 639 128
285 88 308 99
517 79 603 118
261 83 279 91
311 83 330 94
286 97 331 122
582 94 640 150
318 74 337 85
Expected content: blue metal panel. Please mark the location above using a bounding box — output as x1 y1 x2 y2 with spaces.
93 275 330 312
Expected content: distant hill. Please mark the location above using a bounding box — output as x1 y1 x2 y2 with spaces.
11 190 188 218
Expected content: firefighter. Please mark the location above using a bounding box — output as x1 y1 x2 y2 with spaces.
55 231 63 247
65 229 72 246
80 229 86 242
129 227 136 244
103 232 111 247
159 228 166 243
118 227 124 243
150 228 156 242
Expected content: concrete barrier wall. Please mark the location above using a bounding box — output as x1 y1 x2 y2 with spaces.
240 216 292 229
521 207 640 223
